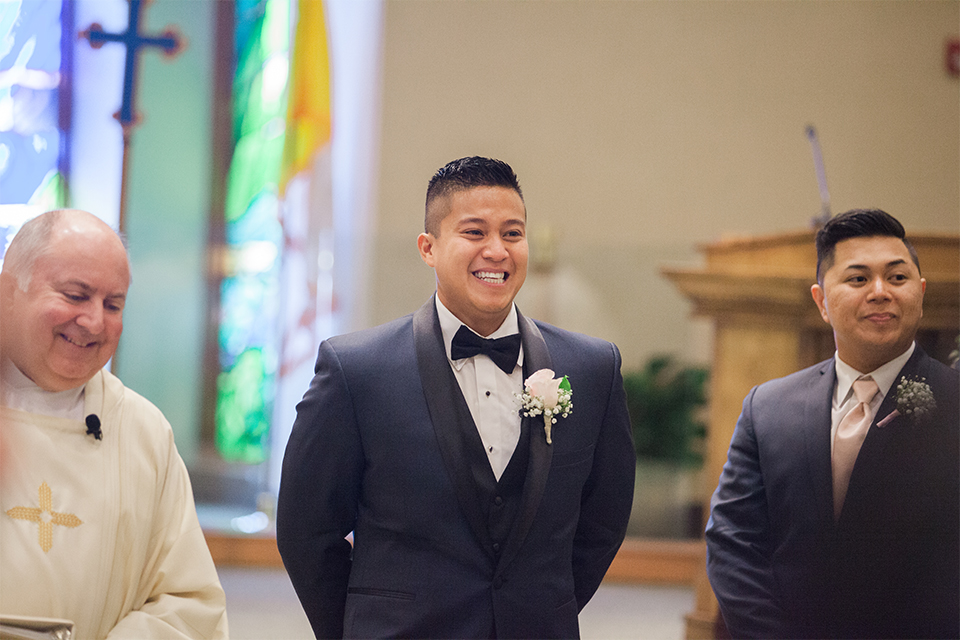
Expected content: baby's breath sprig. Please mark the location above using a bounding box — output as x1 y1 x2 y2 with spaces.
877 375 936 427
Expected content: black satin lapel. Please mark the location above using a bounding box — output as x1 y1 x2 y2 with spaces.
497 311 553 573
804 359 837 527
413 298 494 553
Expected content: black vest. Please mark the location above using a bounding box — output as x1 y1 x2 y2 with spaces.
458 411 531 561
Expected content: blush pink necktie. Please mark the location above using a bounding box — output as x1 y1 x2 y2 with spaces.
832 376 880 520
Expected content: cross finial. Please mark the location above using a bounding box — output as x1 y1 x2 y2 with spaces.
79 0 184 131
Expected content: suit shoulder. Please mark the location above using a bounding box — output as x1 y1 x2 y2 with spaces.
751 359 832 401
921 356 959 386
533 319 617 355
326 314 414 353
916 355 959 421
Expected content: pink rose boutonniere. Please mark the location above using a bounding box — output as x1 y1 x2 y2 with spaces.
877 375 936 427
517 369 573 444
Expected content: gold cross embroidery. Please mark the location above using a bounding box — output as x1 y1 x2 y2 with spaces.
6 482 82 552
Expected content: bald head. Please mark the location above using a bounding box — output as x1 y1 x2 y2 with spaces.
3 209 130 292
0 210 131 391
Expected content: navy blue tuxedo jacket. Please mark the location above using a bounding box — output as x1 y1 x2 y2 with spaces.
706 347 959 639
277 298 636 639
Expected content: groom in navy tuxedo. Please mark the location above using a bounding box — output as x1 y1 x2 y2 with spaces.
706 209 959 639
277 157 635 639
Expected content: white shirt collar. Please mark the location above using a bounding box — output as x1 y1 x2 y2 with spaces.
834 342 915 406
0 357 86 419
435 296 523 371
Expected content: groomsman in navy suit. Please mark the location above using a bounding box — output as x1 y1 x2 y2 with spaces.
706 209 959 639
277 156 636 639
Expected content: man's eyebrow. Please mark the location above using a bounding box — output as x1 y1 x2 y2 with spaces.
55 279 94 291
56 279 127 299
455 217 489 226
842 259 908 271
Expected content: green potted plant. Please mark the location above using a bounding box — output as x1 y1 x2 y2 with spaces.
622 355 708 538
623 356 708 466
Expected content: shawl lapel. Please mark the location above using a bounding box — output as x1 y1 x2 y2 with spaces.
496 309 553 575
412 298 556 569
802 359 838 528
413 297 495 555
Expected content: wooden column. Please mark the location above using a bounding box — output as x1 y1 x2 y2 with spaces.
662 230 959 640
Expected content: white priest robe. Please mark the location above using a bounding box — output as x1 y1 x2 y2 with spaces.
0 367 228 639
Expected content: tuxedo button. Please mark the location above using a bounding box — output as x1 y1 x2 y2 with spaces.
493 496 503 507
493 576 504 589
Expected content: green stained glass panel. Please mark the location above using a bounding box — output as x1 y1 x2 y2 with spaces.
215 0 290 463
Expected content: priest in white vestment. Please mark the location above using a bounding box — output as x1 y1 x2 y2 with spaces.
0 210 228 639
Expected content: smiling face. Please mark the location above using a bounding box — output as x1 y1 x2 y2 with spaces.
0 214 130 391
810 235 925 373
418 186 528 336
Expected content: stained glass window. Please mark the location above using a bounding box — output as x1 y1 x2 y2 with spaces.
215 0 290 463
0 0 67 260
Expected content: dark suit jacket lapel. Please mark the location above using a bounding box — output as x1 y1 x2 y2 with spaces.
497 309 553 574
803 358 837 528
413 297 495 555
843 347 927 517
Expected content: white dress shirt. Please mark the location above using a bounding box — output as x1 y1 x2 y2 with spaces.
435 297 524 480
830 342 915 456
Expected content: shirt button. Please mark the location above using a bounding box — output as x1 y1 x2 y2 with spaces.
493 576 504 589
485 390 491 397
493 496 503 506
492 542 501 553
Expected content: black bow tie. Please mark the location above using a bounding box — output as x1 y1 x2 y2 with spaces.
450 325 521 374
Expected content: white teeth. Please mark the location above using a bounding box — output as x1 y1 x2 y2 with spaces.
475 271 505 284
62 335 91 347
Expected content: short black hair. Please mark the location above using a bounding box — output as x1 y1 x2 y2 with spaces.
815 208 920 283
424 156 524 235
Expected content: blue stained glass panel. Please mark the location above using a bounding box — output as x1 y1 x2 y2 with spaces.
0 0 64 207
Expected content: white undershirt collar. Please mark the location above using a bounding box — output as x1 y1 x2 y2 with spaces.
833 342 915 409
0 357 85 419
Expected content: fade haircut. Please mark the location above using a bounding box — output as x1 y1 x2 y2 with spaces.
2 210 129 291
424 156 524 235
815 208 920 283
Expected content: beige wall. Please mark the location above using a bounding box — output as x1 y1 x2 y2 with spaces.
371 0 959 371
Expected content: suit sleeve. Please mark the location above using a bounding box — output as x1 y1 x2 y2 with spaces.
705 387 788 639
277 340 362 639
572 342 636 610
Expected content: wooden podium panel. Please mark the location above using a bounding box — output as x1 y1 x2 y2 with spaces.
662 230 959 640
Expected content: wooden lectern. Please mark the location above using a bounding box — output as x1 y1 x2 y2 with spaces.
662 230 959 640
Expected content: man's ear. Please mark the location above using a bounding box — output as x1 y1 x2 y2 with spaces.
810 283 830 324
919 277 926 318
417 233 436 268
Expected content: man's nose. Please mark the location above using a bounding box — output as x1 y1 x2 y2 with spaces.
76 302 105 333
482 236 508 260
867 276 891 300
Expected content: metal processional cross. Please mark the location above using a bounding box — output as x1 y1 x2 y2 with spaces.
79 0 184 232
